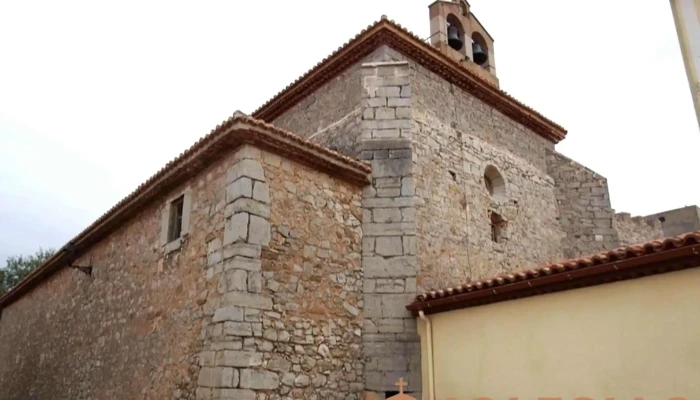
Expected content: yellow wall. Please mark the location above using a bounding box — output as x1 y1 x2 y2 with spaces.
420 268 700 400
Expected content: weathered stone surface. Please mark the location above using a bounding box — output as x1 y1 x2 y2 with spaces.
371 158 412 178
223 212 249 245
614 212 663 247
216 351 263 367
197 367 236 388
364 256 417 278
218 389 255 400
252 181 270 204
412 59 567 291
223 256 261 272
223 243 261 260
226 177 253 203
375 236 404 256
228 198 270 218
361 59 420 394
224 321 253 336
248 215 271 246
213 306 244 323
225 269 247 292
239 369 279 390
227 159 266 183
223 291 273 310
547 150 619 258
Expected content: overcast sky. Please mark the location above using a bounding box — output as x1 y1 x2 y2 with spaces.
0 0 697 263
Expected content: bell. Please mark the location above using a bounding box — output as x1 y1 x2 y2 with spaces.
472 42 488 65
447 25 463 51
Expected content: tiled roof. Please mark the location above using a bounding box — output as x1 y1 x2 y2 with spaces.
407 231 700 315
0 113 370 309
252 16 567 143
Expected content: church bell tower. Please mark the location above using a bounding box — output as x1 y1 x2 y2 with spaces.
428 0 499 87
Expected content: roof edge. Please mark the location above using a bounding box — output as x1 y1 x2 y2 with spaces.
0 115 370 309
407 233 700 316
252 16 567 143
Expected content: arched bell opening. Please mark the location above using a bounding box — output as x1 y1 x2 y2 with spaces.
446 14 465 53
471 31 489 66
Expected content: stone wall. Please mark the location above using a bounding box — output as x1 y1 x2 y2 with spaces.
196 145 365 400
360 60 421 398
646 206 700 237
0 142 364 400
0 151 235 399
270 63 362 158
614 212 664 247
409 55 554 172
408 59 564 289
306 110 362 158
546 150 619 258
412 111 565 288
269 47 403 159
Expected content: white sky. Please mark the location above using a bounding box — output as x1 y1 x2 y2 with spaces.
0 0 698 263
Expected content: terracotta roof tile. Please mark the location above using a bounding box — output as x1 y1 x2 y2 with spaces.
408 231 700 314
252 16 567 143
0 113 370 309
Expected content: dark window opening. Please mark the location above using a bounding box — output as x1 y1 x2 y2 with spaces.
659 216 666 223
485 176 493 194
490 211 505 243
385 391 413 397
168 195 185 242
449 170 457 181
483 165 506 200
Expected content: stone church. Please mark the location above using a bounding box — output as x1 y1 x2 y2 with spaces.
0 1 666 399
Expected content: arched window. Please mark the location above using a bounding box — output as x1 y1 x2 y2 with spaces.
484 165 506 200
490 211 505 243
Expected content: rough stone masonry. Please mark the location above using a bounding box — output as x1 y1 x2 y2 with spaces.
360 61 421 397
0 18 671 400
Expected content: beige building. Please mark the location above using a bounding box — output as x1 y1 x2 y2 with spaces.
0 2 686 399
670 0 700 130
408 231 700 400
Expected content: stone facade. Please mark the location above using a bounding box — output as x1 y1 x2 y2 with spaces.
645 205 700 238
409 58 565 288
614 212 664 247
546 150 619 259
0 155 223 399
0 24 676 400
271 63 362 158
359 61 421 397
0 143 364 400
194 145 365 400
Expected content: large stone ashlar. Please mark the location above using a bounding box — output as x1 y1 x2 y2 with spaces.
196 145 277 399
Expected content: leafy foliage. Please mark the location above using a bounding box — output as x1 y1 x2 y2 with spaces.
1 248 56 296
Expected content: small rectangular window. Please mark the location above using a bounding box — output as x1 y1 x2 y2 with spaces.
168 195 185 242
490 211 505 243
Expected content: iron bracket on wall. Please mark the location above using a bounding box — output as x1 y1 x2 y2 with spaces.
62 242 93 276
68 262 93 276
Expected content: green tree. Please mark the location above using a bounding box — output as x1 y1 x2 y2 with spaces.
1 248 56 296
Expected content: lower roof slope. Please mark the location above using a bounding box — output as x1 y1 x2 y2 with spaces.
408 231 700 315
